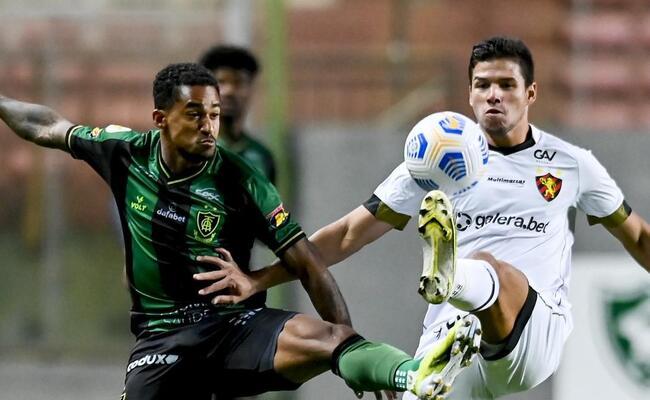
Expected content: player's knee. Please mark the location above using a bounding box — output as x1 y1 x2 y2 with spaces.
470 250 499 268
471 251 525 287
284 316 355 346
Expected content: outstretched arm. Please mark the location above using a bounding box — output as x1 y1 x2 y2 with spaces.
0 94 73 150
195 243 352 325
195 205 394 301
606 212 650 273
252 205 394 290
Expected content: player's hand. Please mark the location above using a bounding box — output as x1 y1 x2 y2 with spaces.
193 248 256 305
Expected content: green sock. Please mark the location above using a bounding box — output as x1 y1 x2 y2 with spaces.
394 358 421 390
337 340 421 392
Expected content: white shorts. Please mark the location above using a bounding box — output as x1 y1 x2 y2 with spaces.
404 288 572 400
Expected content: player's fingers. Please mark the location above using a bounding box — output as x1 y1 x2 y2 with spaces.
195 255 228 269
198 277 233 295
193 269 227 281
215 248 235 262
212 294 238 305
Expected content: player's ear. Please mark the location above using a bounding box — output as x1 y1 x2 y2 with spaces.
152 109 166 129
527 82 537 105
468 84 474 107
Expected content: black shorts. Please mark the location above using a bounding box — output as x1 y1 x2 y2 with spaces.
122 307 300 400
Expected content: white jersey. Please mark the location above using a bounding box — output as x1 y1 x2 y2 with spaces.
372 125 625 328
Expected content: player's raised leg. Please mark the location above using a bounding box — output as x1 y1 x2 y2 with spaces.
418 190 530 343
418 190 457 304
271 313 481 400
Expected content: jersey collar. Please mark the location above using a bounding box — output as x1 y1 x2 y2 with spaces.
488 125 536 155
155 140 219 185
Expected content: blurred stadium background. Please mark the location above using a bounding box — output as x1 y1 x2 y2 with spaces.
0 0 649 399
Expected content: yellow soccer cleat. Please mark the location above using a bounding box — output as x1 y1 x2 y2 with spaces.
407 314 482 399
418 190 457 304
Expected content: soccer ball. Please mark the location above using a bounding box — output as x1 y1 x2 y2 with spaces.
404 111 489 195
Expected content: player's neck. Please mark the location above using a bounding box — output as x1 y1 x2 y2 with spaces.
488 119 530 148
159 143 205 176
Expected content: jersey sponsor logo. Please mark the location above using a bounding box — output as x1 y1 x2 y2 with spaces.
534 149 557 161
267 204 289 229
196 210 220 239
536 173 562 202
195 188 221 202
130 195 147 212
155 203 187 224
456 211 550 233
487 176 526 187
126 353 179 373
604 286 650 388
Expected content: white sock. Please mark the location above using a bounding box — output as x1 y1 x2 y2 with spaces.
449 259 500 312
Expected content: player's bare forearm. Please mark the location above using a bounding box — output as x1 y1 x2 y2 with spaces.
281 238 352 326
624 225 650 273
249 261 296 291
249 206 392 293
0 94 73 150
245 220 358 293
311 206 393 265
608 212 650 273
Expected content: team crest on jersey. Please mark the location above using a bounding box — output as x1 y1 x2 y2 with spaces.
267 204 289 229
196 211 220 238
536 173 562 202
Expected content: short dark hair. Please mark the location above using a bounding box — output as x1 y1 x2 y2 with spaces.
468 36 535 87
153 63 219 110
198 45 260 77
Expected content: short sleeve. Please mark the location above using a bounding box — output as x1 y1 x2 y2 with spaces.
576 148 625 222
366 162 427 229
66 124 149 183
243 171 305 255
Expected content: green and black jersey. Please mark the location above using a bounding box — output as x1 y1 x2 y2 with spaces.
218 132 276 184
65 125 304 336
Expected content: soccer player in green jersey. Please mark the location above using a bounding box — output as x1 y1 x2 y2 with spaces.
199 45 276 183
0 63 475 400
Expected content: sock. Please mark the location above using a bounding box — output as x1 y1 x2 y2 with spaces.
394 359 421 390
449 259 500 312
334 337 419 392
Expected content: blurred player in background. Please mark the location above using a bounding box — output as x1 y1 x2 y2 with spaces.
199 45 278 314
195 36 650 399
199 44 276 183
0 62 477 400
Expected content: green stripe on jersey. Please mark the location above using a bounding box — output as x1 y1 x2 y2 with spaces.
67 125 304 335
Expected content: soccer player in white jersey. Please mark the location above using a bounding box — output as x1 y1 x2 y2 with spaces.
194 36 650 399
